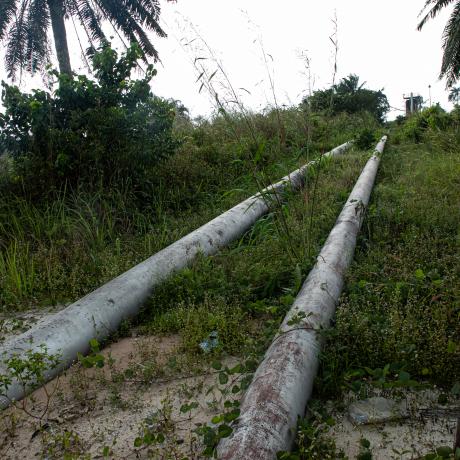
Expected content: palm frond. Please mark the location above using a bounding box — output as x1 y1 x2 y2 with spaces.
448 86 460 101
96 0 137 44
440 1 460 86
67 0 105 42
418 0 455 30
95 0 161 60
25 0 50 72
121 0 166 37
5 1 29 78
0 0 19 39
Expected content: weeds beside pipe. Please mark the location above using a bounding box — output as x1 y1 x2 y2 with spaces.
0 141 352 410
217 136 387 460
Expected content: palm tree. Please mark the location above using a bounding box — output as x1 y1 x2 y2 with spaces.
0 0 171 77
448 86 460 103
335 74 366 94
418 0 460 87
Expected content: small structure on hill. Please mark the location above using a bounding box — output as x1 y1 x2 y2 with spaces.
403 93 423 116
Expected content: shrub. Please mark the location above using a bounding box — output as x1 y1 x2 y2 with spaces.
304 74 390 123
401 105 451 142
0 43 179 196
355 127 377 150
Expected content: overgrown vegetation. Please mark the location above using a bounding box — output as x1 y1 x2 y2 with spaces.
1 34 459 458
140 151 369 358
0 44 380 311
304 74 390 123
282 108 460 460
315 110 460 396
0 44 178 195
318 133 460 393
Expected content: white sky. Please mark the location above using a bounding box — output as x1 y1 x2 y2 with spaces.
0 0 455 120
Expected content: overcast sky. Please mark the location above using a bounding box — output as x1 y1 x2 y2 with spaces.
0 0 455 120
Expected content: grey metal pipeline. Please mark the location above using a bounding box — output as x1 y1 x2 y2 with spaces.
217 136 387 459
0 141 352 409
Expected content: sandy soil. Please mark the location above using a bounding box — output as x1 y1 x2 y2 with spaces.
1 311 458 459
0 334 239 459
330 390 458 459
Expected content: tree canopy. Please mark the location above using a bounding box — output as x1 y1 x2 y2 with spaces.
0 43 179 194
303 74 390 123
0 0 174 77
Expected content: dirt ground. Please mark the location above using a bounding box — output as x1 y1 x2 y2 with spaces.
330 390 458 460
1 311 458 459
0 333 239 459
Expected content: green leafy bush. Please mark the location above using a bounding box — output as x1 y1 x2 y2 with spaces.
355 127 377 150
0 43 179 196
402 105 451 142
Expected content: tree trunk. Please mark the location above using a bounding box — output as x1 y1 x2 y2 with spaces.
48 0 71 74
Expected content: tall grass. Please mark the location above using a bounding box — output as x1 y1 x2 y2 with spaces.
0 99 376 311
142 151 368 355
0 241 36 300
